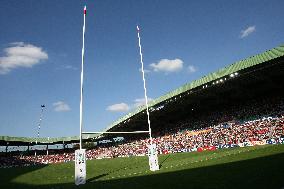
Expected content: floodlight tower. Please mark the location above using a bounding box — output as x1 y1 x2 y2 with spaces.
35 104 45 156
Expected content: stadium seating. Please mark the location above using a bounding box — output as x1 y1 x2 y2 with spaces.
1 96 283 168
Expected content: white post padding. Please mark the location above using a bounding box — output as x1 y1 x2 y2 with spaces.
75 149 86 185
148 143 159 171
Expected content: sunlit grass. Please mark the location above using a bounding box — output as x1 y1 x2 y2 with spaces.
1 144 283 189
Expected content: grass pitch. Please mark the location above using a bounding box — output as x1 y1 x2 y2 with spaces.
1 144 284 189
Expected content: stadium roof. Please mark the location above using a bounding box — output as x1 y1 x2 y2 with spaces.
0 44 283 146
0 135 98 146
103 44 284 131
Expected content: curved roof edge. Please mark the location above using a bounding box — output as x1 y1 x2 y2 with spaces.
103 44 284 131
0 134 99 144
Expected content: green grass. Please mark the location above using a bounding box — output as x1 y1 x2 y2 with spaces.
1 144 284 189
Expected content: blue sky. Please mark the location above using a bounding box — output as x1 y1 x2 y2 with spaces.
0 0 283 138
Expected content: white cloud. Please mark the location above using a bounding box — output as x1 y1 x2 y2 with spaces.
150 58 183 73
187 65 197 74
240 26 256 38
106 103 130 112
53 101 71 112
133 98 153 108
106 98 154 112
0 42 48 74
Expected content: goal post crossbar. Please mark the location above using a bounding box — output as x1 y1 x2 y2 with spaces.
82 131 150 134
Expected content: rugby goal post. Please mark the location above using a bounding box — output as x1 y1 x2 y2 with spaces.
76 5 159 185
81 130 160 172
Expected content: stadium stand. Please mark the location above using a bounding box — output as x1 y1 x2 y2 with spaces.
1 87 283 168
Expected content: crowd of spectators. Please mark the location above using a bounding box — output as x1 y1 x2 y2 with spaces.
1 96 283 168
85 114 284 158
0 152 75 168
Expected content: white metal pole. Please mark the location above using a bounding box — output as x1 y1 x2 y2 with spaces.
47 137 49 155
35 141 37 157
136 25 153 145
79 6 87 150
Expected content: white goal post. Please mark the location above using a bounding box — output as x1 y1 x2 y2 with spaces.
76 5 159 185
81 130 160 172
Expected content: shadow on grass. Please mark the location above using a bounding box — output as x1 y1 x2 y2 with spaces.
1 152 284 189
159 154 171 169
87 173 108 183
0 164 48 189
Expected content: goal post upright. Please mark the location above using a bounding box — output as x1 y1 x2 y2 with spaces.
75 5 87 186
79 5 87 150
136 25 153 145
136 25 159 171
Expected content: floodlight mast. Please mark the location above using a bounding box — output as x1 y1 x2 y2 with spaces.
79 6 87 150
136 25 153 146
35 105 45 156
